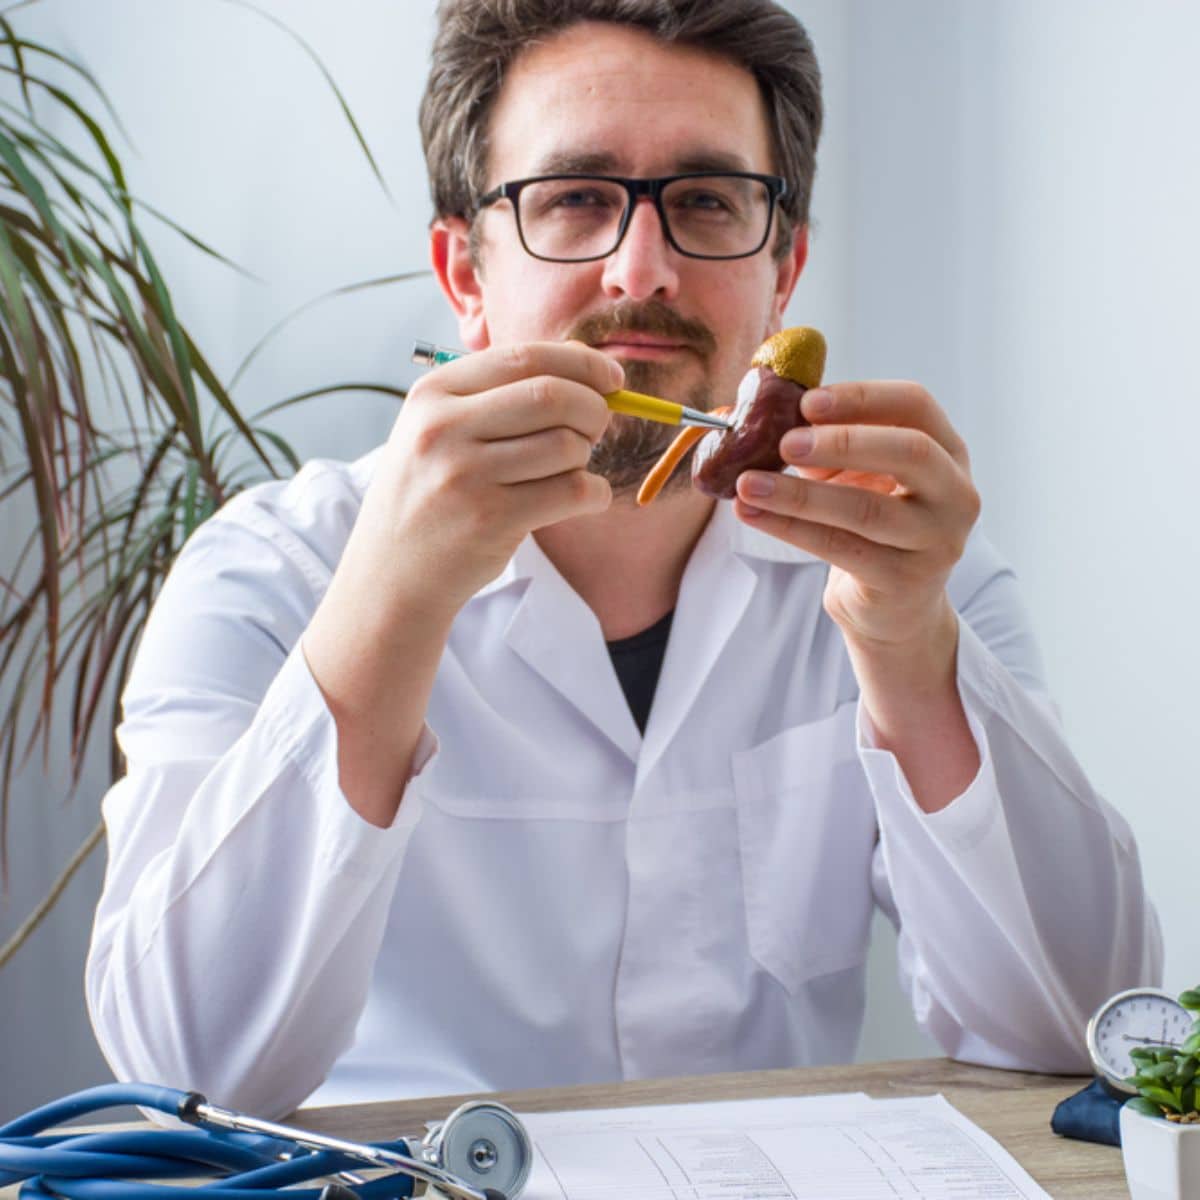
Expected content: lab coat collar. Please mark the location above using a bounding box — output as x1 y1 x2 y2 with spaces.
500 535 643 760
469 499 825 767
471 537 543 599
635 502 822 777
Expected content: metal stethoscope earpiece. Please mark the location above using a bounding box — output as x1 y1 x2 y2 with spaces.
0 1083 534 1200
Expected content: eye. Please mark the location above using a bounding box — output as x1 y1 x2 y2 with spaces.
555 187 610 207
523 181 624 222
667 183 748 222
543 188 600 210
677 188 733 211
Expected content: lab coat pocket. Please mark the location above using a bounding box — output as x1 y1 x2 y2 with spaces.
732 702 876 995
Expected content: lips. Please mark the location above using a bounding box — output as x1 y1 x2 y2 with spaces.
597 336 688 359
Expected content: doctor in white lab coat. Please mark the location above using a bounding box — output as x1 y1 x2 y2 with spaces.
86 2 1161 1118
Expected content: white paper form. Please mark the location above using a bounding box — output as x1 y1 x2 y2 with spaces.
515 1093 1051 1200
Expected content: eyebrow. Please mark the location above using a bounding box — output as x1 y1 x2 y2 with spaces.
527 149 757 176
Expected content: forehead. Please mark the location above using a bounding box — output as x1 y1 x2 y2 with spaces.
485 21 774 181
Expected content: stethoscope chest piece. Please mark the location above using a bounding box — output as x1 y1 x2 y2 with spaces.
423 1100 532 1200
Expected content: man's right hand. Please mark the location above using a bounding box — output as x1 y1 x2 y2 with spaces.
301 340 619 826
367 341 619 613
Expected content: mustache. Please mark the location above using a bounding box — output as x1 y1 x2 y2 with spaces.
567 302 716 358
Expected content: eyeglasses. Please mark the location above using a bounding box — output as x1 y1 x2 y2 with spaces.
474 172 787 263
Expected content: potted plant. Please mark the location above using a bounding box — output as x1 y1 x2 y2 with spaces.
1121 986 1200 1200
0 10 414 968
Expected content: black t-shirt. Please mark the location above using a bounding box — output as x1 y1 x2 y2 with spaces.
606 610 674 733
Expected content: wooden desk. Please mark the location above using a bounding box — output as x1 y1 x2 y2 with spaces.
0 1059 1124 1198
299 1058 1127 1199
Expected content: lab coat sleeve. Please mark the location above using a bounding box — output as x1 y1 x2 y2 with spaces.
859 539 1163 1072
85 491 436 1118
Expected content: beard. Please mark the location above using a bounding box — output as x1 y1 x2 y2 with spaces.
568 301 719 497
587 359 713 496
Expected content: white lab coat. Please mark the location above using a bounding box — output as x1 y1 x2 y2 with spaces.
85 451 1161 1118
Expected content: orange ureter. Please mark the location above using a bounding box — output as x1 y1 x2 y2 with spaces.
635 406 733 507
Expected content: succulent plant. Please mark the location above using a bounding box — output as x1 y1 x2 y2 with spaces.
1127 987 1200 1122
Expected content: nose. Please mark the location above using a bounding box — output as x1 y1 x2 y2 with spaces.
600 196 681 302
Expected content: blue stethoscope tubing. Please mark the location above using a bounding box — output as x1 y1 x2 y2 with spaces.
0 1082 430 1199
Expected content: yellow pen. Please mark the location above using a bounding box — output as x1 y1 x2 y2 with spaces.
411 340 733 432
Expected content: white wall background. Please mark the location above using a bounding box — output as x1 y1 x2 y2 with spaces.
2 0 1196 1117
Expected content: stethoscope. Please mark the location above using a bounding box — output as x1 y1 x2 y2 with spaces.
0 1082 533 1200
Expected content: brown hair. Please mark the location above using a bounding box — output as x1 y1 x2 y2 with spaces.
419 0 822 256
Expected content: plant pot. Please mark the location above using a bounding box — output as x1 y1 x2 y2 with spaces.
1120 1103 1200 1200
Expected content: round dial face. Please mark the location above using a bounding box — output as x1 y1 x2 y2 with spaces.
1086 988 1193 1091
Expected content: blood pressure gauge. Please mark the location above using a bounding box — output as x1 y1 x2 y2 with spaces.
1086 987 1193 1095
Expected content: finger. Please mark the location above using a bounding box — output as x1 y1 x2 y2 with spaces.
732 500 907 587
434 340 624 403
483 425 597 485
505 468 612 529
468 375 613 444
793 466 903 496
736 471 929 551
802 381 968 466
779 423 960 500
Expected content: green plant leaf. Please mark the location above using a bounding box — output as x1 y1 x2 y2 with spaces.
0 69 130 207
250 381 408 424
1139 1085 1183 1113
0 99 255 280
0 16 36 116
1126 1096 1166 1119
215 0 392 202
0 0 410 964
1143 1061 1179 1081
0 126 76 266
0 21 131 140
181 328 275 477
227 271 427 391
1179 989 1200 1011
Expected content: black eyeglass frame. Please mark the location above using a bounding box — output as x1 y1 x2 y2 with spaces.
474 171 788 263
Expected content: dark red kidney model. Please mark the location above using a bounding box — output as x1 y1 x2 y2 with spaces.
692 326 827 500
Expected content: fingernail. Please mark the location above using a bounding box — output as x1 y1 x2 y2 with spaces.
608 360 625 389
782 428 814 458
742 473 775 498
805 388 833 416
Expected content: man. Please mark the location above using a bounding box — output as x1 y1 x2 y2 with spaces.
86 0 1160 1119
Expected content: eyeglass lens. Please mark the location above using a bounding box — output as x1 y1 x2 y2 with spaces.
514 176 772 261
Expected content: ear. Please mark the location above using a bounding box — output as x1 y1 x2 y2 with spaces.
768 223 809 326
430 216 489 350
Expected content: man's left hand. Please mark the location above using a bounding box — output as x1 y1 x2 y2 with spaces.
732 380 980 652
